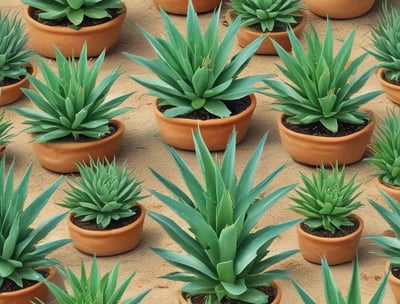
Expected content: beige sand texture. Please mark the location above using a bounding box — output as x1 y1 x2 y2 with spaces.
2 0 400 303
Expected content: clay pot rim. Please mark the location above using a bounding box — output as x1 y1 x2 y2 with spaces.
24 3 127 34
277 109 375 143
1 62 36 91
67 202 146 237
377 68 400 89
376 176 400 191
153 94 257 127
297 214 364 242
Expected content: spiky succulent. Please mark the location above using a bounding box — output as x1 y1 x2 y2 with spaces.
263 20 381 133
0 155 70 288
59 158 145 229
292 256 389 304
0 111 15 145
22 0 124 28
291 163 363 234
0 11 33 85
148 130 300 304
13 43 132 142
35 256 150 304
230 0 302 32
365 109 400 187
124 1 268 119
367 2 400 83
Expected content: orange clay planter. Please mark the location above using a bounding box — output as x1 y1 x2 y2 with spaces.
387 262 400 304
0 63 36 105
67 203 146 256
0 266 56 304
177 280 282 303
305 0 375 19
153 0 221 15
296 214 364 266
375 177 400 203
153 94 256 151
277 111 376 166
23 4 126 58
31 119 125 174
377 68 400 105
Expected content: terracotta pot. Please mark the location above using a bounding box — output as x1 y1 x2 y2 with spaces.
227 10 307 55
377 68 400 105
177 280 282 303
0 266 56 304
153 94 257 151
31 119 125 174
153 0 221 15
375 177 400 202
23 4 126 58
277 111 376 166
305 0 375 19
67 203 146 256
296 214 364 265
0 62 36 105
387 262 400 303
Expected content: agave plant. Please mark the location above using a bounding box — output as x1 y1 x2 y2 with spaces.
148 129 300 303
365 109 400 187
367 2 400 83
230 0 302 32
0 11 33 86
59 157 145 229
263 19 381 133
22 0 124 28
0 111 15 146
124 1 268 119
13 43 132 143
35 256 150 304
291 163 363 234
292 256 388 304
0 155 70 288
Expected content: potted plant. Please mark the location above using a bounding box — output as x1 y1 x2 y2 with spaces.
0 11 35 105
0 155 70 303
124 1 269 151
365 191 400 303
153 0 221 15
0 111 15 159
263 20 381 166
290 163 364 265
13 43 133 173
366 2 400 105
227 0 307 55
305 0 376 19
365 109 400 202
148 129 301 303
59 157 147 256
292 256 389 303
21 0 127 58
34 256 150 304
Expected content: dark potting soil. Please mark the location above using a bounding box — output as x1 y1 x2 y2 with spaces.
300 217 360 238
71 205 141 231
0 269 49 293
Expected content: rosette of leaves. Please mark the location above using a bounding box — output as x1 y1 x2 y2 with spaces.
0 155 70 288
0 11 33 86
263 20 381 133
290 163 363 234
365 109 400 187
34 256 150 304
13 43 132 143
21 0 124 28
367 2 400 83
148 130 300 304
230 0 302 32
124 1 268 119
0 111 15 146
59 158 146 229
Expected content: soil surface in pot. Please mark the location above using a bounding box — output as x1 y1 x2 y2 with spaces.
71 205 141 231
393 268 400 279
300 217 359 238
0 65 33 87
0 269 49 293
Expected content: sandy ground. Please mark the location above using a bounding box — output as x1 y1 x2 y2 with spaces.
2 0 400 303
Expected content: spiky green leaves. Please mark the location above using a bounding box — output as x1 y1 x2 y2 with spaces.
149 129 299 303
124 1 268 119
230 0 302 32
22 0 124 27
263 20 381 133
291 163 363 234
13 43 132 142
59 158 145 229
0 111 15 145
